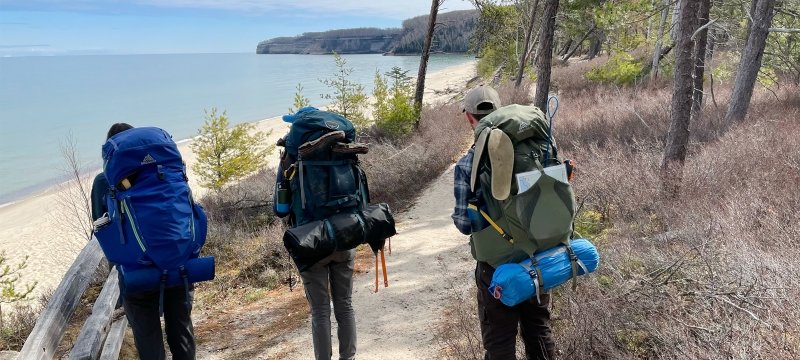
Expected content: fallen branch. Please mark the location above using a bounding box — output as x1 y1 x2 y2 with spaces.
715 295 770 327
769 28 800 33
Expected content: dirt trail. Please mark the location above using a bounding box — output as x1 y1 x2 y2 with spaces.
254 166 475 359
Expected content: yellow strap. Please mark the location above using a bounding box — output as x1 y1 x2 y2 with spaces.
469 204 514 244
284 164 297 181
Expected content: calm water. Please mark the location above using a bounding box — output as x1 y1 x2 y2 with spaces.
0 53 472 203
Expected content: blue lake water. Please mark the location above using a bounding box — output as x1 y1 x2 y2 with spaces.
0 53 472 203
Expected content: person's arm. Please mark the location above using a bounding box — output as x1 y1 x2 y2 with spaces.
452 152 474 235
90 174 109 221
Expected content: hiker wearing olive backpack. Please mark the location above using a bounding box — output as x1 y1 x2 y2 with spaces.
452 86 557 359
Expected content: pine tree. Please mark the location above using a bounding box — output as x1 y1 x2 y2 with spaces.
190 109 273 192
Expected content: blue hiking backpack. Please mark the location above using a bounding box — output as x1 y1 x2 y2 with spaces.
277 108 396 271
93 127 215 307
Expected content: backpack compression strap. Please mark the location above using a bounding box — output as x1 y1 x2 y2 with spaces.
519 257 545 304
468 204 513 244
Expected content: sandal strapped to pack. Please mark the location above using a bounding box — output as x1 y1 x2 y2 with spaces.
298 130 346 158
332 142 369 155
487 128 514 201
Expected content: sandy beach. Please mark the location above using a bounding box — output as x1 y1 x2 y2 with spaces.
0 60 477 308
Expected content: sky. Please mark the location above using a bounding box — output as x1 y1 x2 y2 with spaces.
0 0 475 56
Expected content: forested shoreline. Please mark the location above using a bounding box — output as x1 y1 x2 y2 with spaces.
256 10 478 55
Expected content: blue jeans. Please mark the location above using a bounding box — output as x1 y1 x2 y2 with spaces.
299 249 357 360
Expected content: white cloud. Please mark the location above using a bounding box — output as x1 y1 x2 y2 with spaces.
138 0 475 19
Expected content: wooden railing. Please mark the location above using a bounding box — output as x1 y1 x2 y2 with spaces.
18 238 127 360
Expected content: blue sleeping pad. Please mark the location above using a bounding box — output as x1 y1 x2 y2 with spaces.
488 238 600 307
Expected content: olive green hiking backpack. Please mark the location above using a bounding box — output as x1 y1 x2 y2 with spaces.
468 103 577 268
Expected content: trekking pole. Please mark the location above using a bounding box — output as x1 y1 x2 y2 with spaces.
380 247 388 288
375 253 380 293
544 95 560 165
387 237 392 255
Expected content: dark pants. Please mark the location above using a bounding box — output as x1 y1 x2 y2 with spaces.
476 261 556 360
123 286 196 360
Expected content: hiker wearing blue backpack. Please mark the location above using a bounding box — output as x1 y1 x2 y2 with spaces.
452 86 557 359
91 123 211 360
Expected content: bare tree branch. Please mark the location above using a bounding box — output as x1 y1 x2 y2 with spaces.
768 27 800 33
54 133 95 244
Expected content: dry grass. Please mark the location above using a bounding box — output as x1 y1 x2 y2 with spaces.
552 64 800 359
361 102 473 213
435 57 800 359
0 303 39 351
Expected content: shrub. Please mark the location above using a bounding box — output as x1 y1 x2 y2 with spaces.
320 53 369 130
373 67 418 138
585 53 646 86
0 304 38 351
0 252 36 346
361 102 471 212
191 109 273 192
288 83 311 114
495 79 534 106
195 166 295 298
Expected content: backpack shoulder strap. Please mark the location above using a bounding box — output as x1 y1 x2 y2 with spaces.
471 127 492 192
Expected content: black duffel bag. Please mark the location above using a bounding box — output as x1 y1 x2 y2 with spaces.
283 203 397 272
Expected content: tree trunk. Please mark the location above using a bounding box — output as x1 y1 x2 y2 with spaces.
515 0 540 88
558 39 572 56
724 0 776 126
661 0 700 198
534 0 559 111
561 24 596 62
670 0 682 42
413 0 442 128
651 0 670 82
706 28 716 62
587 30 604 59
530 21 545 65
691 0 711 124
744 0 759 45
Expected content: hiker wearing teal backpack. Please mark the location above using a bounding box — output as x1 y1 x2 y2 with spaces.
452 86 561 359
274 107 395 360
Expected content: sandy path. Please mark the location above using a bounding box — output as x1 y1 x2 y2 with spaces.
254 166 475 359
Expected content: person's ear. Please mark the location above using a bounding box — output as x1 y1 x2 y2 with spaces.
465 112 479 127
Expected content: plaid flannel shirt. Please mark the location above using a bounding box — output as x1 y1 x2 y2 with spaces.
452 149 475 235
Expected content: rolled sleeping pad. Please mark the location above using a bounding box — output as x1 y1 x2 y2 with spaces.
121 256 216 293
488 238 600 307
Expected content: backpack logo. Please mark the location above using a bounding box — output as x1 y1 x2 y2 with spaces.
324 121 340 130
518 121 532 133
141 154 156 165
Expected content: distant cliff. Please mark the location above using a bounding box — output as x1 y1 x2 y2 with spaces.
256 10 478 55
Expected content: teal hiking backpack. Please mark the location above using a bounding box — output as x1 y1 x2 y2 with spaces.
276 108 396 272
468 103 577 269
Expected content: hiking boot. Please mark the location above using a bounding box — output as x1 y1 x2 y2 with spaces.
332 142 369 155
298 131 346 158
488 128 514 200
